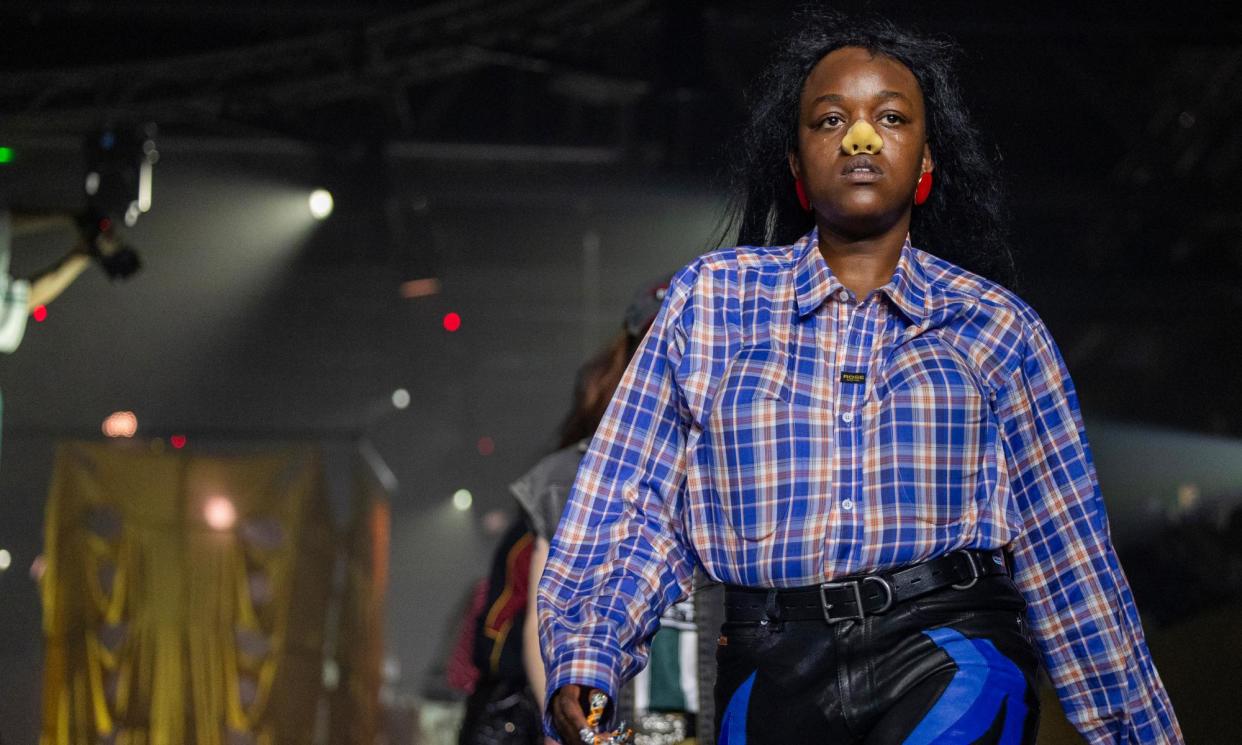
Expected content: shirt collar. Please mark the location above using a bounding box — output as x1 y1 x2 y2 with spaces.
792 228 928 323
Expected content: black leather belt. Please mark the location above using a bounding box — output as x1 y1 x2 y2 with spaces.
724 549 1009 625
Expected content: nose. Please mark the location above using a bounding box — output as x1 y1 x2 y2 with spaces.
841 120 884 155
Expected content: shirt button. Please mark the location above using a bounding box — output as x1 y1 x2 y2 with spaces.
841 499 854 511
841 411 854 423
836 290 849 302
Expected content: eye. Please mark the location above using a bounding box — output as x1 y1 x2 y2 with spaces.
817 114 845 129
879 112 907 126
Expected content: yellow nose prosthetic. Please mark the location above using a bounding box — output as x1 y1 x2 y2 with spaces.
841 120 884 155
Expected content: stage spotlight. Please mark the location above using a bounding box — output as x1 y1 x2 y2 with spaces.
452 489 473 511
442 312 461 332
33 305 47 322
204 496 238 530
308 189 334 220
391 388 411 410
0 549 10 571
102 411 138 438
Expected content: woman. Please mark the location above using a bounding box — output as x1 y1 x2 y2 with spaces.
539 10 1182 745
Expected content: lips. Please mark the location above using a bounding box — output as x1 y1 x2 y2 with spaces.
841 155 882 183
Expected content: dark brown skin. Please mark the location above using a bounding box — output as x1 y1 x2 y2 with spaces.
549 47 935 744
788 46 934 300
551 683 606 743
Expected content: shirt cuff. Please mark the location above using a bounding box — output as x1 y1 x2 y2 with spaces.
542 645 624 741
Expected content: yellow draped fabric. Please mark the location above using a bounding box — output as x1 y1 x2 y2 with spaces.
40 442 335 745
328 465 390 745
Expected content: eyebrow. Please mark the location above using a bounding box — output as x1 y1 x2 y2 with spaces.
811 90 912 106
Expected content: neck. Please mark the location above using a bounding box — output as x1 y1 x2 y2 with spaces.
816 217 909 300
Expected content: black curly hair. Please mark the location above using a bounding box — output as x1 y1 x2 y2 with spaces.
722 7 1018 288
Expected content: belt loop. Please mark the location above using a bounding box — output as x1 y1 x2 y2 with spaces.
763 588 782 624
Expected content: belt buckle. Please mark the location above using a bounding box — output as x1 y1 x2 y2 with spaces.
951 550 982 590
819 576 893 624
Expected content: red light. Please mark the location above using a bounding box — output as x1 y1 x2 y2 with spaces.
170 435 187 449
477 436 495 456
32 305 47 322
98 218 112 232
442 312 461 332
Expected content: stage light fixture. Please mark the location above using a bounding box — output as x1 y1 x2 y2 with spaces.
391 388 411 410
204 496 238 530
442 312 461 332
308 189 334 220
0 549 10 571
452 489 473 511
33 305 47 322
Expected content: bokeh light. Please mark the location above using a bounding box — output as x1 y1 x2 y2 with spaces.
102 411 138 438
0 549 11 572
400 277 441 299
442 312 461 332
391 388 411 410
32 305 47 322
452 489 473 511
204 496 238 530
477 436 495 456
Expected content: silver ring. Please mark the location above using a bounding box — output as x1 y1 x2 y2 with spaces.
579 727 597 744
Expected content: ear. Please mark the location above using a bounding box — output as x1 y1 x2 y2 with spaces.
921 143 934 174
788 150 802 181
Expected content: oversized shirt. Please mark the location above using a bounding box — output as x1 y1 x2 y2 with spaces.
537 229 1182 744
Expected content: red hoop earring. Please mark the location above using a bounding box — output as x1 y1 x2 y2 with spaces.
914 171 933 205
795 178 811 212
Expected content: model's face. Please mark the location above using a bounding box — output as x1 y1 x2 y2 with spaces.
790 46 932 237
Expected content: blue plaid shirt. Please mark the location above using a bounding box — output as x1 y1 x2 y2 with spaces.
538 230 1182 744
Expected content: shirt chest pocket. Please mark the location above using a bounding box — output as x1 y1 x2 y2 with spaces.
869 345 988 527
704 347 803 541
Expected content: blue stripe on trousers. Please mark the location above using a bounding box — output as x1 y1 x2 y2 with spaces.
719 671 757 745
902 627 1027 745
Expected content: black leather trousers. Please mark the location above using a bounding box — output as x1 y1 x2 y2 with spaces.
714 575 1041 745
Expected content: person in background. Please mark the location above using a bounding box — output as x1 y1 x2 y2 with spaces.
517 279 721 745
457 512 542 745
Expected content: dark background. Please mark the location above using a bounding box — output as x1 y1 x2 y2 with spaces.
2 1 1241 742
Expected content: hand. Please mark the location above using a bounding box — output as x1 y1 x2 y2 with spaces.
550 684 605 744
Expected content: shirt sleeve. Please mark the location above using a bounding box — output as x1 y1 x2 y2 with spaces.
536 268 699 738
998 319 1183 744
